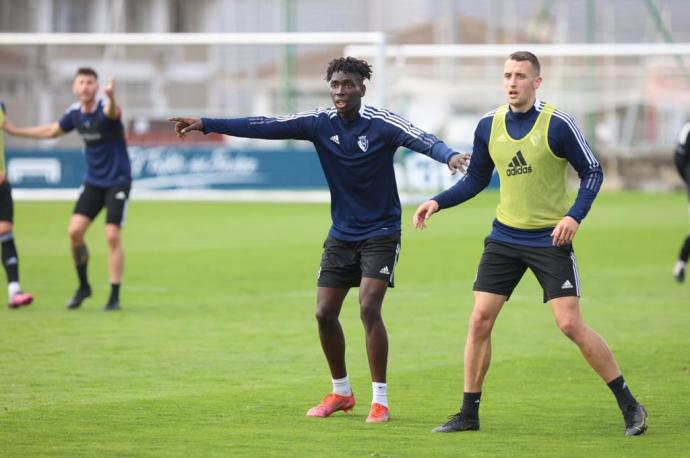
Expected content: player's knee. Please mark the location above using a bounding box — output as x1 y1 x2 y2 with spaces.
556 317 583 341
106 234 120 250
105 229 121 249
68 225 85 243
468 311 494 338
359 302 382 325
315 307 338 325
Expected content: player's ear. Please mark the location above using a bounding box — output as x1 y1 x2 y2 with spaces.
360 83 366 97
533 75 542 90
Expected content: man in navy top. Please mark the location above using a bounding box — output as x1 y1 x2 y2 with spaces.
5 67 132 311
673 122 690 282
414 51 646 436
171 57 468 423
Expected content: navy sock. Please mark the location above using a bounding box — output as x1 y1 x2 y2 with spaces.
108 283 120 303
72 244 90 289
607 375 638 412
1 232 19 283
680 235 690 262
461 392 482 419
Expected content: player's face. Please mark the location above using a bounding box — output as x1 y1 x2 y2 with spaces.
329 71 366 117
503 59 542 112
72 75 99 103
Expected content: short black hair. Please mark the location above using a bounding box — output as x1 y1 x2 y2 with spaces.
75 67 98 79
509 51 540 76
325 57 372 82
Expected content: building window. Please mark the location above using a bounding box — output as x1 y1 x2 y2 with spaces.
0 0 29 32
53 0 92 33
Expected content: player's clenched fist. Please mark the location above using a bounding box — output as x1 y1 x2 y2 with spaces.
413 200 439 229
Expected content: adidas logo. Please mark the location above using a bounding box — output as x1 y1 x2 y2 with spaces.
5 256 17 266
561 280 574 289
115 191 126 200
330 135 340 144
506 150 532 176
379 265 390 275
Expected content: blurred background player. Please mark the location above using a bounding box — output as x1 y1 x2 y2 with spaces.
3 68 131 311
413 51 647 436
170 57 468 423
0 101 33 309
673 122 690 283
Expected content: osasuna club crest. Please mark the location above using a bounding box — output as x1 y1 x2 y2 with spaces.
357 135 369 152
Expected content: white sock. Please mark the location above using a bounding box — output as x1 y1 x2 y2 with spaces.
372 382 388 407
332 376 352 396
8 282 20 300
674 260 687 274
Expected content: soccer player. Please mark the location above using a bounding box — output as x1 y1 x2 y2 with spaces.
170 57 468 423
673 122 690 282
3 68 131 311
0 102 34 309
413 51 648 436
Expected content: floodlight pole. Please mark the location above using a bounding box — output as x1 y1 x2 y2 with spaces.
373 33 388 108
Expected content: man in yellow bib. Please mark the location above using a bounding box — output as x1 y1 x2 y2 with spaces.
413 51 647 436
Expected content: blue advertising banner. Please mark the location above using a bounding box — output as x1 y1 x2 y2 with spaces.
6 146 497 193
7 147 328 190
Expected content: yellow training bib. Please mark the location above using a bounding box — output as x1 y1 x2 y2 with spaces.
488 103 570 229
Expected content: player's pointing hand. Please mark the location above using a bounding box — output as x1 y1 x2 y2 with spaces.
169 117 204 138
413 200 439 229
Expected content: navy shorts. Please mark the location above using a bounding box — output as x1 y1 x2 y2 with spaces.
74 183 131 226
473 239 580 303
317 233 401 289
0 180 13 223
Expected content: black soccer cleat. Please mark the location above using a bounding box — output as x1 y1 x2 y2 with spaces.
67 287 92 309
104 301 121 312
623 404 648 436
432 412 480 433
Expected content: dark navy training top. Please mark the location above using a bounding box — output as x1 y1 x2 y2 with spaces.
433 99 604 247
59 99 131 187
202 104 457 241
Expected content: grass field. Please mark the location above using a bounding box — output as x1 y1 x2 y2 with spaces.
1 191 689 457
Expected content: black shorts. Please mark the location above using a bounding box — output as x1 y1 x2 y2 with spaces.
74 182 131 226
473 239 580 303
317 233 401 289
674 151 690 196
0 181 13 223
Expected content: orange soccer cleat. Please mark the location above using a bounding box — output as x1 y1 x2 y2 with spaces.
306 392 355 418
366 403 390 423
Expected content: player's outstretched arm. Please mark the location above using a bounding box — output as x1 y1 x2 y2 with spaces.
448 152 471 175
168 117 204 138
104 77 122 120
413 200 440 229
3 119 63 139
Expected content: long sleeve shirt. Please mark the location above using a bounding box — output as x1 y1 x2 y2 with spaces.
202 104 457 241
433 100 603 247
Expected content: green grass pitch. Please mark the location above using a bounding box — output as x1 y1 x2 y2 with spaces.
1 192 689 457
